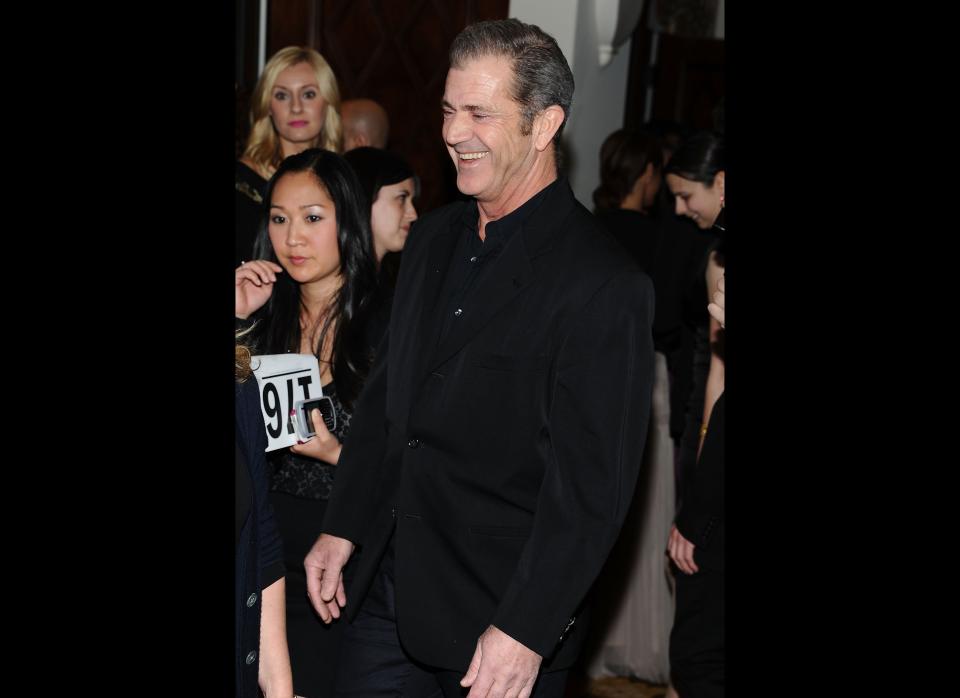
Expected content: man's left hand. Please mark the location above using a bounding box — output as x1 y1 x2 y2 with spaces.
460 625 542 698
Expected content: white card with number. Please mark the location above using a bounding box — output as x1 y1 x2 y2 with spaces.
250 353 324 452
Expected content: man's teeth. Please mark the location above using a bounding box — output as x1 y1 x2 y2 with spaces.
459 152 488 160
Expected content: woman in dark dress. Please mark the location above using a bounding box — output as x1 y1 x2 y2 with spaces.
236 342 293 698
236 46 343 268
235 148 378 697
663 131 726 698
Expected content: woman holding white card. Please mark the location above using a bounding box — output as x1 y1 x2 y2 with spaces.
235 147 378 698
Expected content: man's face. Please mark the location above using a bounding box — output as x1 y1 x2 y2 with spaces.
441 55 537 205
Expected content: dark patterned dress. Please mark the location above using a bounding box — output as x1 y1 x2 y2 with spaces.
267 381 354 698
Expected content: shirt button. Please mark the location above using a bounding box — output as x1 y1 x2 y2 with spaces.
245 650 257 665
246 592 258 607
408 438 420 449
454 308 463 317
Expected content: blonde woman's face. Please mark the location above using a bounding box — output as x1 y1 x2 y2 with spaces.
269 62 327 152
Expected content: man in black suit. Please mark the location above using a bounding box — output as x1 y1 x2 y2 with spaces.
305 18 655 698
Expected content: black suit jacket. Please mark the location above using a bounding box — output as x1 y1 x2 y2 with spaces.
323 177 655 671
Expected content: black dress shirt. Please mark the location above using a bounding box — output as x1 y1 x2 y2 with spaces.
437 179 559 342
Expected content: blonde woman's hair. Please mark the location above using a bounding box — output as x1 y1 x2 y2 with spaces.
242 46 343 174
236 323 257 383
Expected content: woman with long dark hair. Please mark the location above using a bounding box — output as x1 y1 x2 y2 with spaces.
235 148 377 698
343 146 418 266
343 146 419 337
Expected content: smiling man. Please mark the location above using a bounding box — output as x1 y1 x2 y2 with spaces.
304 19 655 698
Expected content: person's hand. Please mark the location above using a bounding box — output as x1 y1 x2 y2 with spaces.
236 260 283 319
668 524 699 575
304 533 354 623
460 625 543 698
707 274 724 329
289 408 342 464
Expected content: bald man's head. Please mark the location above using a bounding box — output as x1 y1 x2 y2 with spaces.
342 99 390 150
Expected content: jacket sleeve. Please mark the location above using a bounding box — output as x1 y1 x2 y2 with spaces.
320 329 391 544
490 270 655 658
321 211 437 544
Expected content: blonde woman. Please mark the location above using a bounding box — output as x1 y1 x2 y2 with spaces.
237 46 343 267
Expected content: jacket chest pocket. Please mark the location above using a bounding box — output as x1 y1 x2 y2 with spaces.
474 352 549 372
460 352 550 419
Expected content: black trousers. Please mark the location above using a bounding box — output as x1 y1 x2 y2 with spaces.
335 545 568 698
270 492 349 698
669 565 724 698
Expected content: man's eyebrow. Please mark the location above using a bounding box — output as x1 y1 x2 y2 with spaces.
442 99 492 113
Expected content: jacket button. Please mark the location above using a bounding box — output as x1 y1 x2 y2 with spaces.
407 438 420 449
245 650 257 665
246 592 258 607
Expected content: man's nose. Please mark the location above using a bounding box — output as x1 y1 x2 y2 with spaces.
444 112 471 144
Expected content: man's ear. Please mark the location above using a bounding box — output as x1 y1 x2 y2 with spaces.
533 105 565 151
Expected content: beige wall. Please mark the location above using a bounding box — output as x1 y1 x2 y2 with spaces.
510 0 641 208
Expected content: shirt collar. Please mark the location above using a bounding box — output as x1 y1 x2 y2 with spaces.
457 177 562 245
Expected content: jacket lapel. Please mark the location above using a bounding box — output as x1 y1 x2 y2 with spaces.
413 223 462 375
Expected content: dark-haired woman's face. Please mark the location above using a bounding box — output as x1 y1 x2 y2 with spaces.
371 178 417 261
666 172 723 229
268 171 341 286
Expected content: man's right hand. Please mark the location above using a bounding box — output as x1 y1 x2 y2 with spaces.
304 533 355 623
236 260 283 319
668 524 699 575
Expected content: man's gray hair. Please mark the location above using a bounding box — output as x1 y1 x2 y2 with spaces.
449 18 574 144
